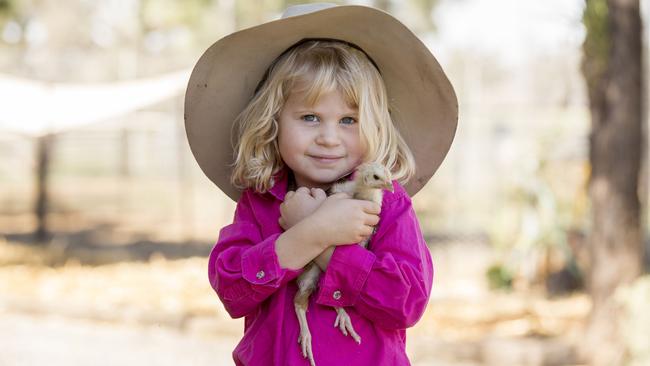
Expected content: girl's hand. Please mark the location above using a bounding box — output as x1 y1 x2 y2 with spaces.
307 193 380 247
279 187 327 230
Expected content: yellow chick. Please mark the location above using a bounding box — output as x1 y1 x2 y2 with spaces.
294 162 393 366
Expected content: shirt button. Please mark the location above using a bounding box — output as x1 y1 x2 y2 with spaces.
332 290 342 300
256 270 265 279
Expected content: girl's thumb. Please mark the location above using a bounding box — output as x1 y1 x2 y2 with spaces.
329 192 350 200
310 188 327 201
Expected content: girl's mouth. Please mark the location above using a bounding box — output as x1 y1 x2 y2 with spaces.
309 155 343 164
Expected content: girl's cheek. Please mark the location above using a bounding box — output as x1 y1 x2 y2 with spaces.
358 138 369 154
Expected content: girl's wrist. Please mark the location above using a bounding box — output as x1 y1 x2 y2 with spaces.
275 221 327 269
297 215 330 250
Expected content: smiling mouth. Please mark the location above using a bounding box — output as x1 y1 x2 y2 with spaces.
309 155 343 163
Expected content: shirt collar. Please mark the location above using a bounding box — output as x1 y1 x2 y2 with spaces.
267 166 356 201
268 167 289 201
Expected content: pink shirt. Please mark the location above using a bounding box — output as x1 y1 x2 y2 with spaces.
208 169 434 365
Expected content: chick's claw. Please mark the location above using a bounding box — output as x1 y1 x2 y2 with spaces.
334 307 361 344
298 329 315 366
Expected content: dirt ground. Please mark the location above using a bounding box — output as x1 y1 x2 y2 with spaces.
0 234 589 366
0 312 237 366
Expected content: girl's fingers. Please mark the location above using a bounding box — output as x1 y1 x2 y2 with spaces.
285 191 295 199
310 188 326 201
329 192 350 200
296 187 310 195
365 214 380 226
362 202 381 215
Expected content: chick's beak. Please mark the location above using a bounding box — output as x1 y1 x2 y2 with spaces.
384 180 394 192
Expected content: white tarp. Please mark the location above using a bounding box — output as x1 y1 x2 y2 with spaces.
0 69 190 137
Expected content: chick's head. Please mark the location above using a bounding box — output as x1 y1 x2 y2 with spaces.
357 162 394 192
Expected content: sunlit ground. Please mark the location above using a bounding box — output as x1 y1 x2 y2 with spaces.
0 233 590 366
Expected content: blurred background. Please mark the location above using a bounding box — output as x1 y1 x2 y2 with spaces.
0 0 648 365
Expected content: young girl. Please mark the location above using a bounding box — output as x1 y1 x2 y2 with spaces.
184 3 458 365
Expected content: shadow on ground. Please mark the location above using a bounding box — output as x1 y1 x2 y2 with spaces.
2 223 212 266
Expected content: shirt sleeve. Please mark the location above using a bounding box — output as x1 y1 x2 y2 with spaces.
314 193 433 330
208 190 303 319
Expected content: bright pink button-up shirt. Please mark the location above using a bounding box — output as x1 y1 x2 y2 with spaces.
208 169 433 365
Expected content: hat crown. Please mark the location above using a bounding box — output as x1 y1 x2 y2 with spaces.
281 3 337 18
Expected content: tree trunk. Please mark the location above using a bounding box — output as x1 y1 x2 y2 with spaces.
581 0 644 364
34 133 54 243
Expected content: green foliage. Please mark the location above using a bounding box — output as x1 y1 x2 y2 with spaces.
582 0 610 91
0 0 10 12
0 0 15 21
486 264 514 291
489 157 574 253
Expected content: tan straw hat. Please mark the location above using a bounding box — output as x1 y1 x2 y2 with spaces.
184 3 458 201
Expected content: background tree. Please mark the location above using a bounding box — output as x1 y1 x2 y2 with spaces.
581 0 644 364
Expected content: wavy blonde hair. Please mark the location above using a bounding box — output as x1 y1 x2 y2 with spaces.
231 39 415 193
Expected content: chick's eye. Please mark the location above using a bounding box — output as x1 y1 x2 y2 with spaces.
302 114 319 122
340 117 356 125
373 174 380 180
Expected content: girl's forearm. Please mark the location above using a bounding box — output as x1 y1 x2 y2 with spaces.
274 218 327 270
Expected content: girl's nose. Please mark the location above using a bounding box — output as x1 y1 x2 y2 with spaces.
315 123 340 146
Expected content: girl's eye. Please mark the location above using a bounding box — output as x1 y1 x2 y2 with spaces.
301 114 319 122
340 117 357 125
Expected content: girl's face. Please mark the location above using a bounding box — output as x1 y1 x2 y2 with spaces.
277 85 365 190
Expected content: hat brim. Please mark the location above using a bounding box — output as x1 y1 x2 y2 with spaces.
184 5 458 201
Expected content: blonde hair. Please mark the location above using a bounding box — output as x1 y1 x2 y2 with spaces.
231 39 415 193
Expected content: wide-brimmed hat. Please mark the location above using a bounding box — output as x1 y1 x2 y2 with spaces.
184 3 458 201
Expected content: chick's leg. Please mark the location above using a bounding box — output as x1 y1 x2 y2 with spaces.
295 301 314 366
334 307 361 344
294 263 321 366
330 233 367 345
